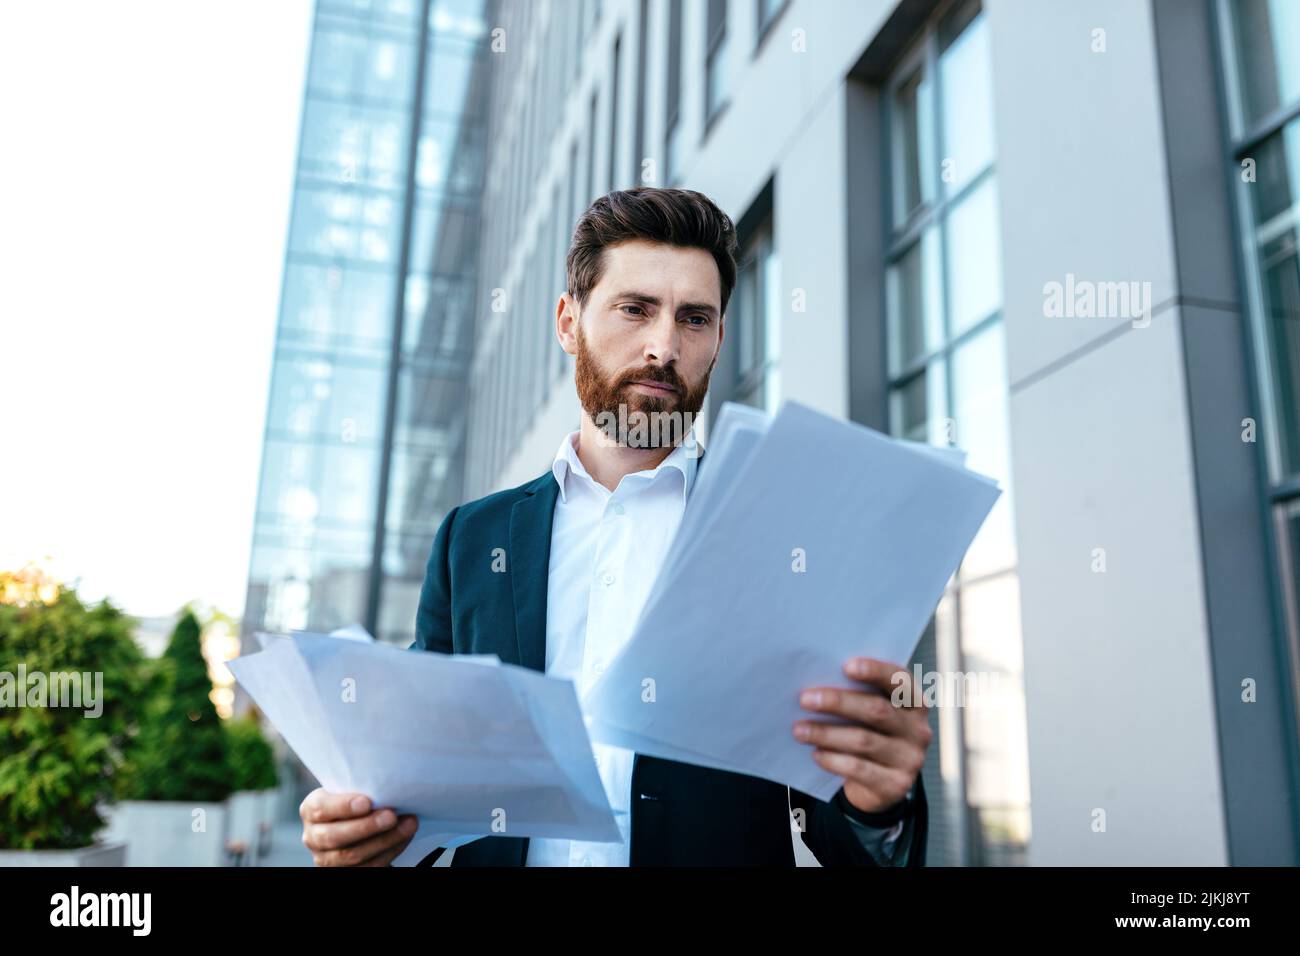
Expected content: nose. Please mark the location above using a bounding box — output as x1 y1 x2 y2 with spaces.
642 311 681 365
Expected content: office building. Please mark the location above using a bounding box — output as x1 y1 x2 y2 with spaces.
464 0 1300 865
244 0 1299 865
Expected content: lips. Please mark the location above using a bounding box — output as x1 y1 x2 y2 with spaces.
628 380 679 395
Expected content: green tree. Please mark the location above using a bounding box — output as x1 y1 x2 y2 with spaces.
225 713 279 792
117 608 233 803
0 586 147 850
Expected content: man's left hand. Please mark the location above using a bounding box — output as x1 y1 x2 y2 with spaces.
793 657 932 814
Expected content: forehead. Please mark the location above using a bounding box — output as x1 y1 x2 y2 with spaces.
594 239 721 307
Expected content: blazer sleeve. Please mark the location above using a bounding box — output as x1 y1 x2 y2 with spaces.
407 507 461 867
789 770 929 867
410 505 460 655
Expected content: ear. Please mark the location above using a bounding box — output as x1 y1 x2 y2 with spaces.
557 293 579 356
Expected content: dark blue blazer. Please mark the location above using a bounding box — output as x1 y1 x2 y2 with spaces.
408 446 928 866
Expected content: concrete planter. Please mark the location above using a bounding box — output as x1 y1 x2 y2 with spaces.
226 791 261 864
258 789 280 856
117 800 230 867
0 841 127 867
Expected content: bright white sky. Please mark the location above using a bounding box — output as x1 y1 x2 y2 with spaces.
0 0 314 619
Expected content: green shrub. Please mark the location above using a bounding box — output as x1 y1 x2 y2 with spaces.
225 713 278 792
0 586 147 850
117 609 234 803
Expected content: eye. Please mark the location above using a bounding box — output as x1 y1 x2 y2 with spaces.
682 314 709 327
620 304 646 317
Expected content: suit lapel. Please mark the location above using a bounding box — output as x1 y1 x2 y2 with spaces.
505 442 704 676
508 473 559 673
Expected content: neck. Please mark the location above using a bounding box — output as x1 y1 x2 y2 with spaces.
575 413 678 493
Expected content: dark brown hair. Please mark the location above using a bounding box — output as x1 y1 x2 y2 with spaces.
566 187 740 317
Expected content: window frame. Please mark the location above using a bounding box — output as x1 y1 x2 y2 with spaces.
1215 0 1300 755
879 0 1029 867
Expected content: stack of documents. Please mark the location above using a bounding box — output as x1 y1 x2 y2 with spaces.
228 633 620 866
583 400 1001 802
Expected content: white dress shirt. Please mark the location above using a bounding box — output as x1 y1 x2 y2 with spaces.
524 427 698 866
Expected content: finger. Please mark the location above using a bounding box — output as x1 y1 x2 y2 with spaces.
843 657 922 709
300 789 374 824
812 748 915 801
313 815 418 867
304 807 401 852
358 816 420 867
792 719 915 768
360 837 416 868
800 686 907 735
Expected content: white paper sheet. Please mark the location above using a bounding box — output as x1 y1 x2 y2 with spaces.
228 633 620 866
583 399 1001 802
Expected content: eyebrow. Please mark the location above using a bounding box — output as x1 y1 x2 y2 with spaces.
609 291 719 317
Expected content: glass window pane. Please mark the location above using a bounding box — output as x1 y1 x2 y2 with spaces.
248 527 374 635
299 100 409 189
385 448 449 539
307 29 366 99
887 227 944 373
735 251 760 379
762 243 782 371
289 185 403 264
951 322 1016 578
403 273 473 356
666 121 684 186
256 440 320 525
946 177 1002 336
892 67 934 227
1231 0 1300 128
281 263 395 353
431 0 487 32
365 38 417 104
1275 500 1300 687
938 5 994 194
415 116 457 191
707 32 730 120
253 440 379 530
1247 122 1300 477
957 572 1031 864
758 0 784 34
318 445 380 526
377 573 425 647
267 355 387 444
423 38 481 118
890 360 947 445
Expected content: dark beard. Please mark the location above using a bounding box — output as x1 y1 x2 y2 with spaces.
573 323 714 448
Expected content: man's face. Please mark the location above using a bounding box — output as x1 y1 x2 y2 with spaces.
559 239 725 447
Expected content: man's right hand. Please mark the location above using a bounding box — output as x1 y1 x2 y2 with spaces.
299 788 419 867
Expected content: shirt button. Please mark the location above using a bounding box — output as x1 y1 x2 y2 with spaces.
612 502 625 515
602 571 616 586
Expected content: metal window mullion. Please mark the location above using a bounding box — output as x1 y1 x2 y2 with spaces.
364 0 434 637
887 308 1003 389
886 163 996 261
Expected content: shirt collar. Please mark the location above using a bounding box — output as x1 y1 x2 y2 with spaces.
551 425 701 504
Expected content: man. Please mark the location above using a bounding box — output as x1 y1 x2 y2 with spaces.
300 187 933 866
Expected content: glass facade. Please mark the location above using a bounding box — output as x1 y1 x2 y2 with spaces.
883 0 1030 866
730 217 782 413
665 0 684 185
242 0 490 654
1220 0 1300 752
705 0 731 125
756 0 788 45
